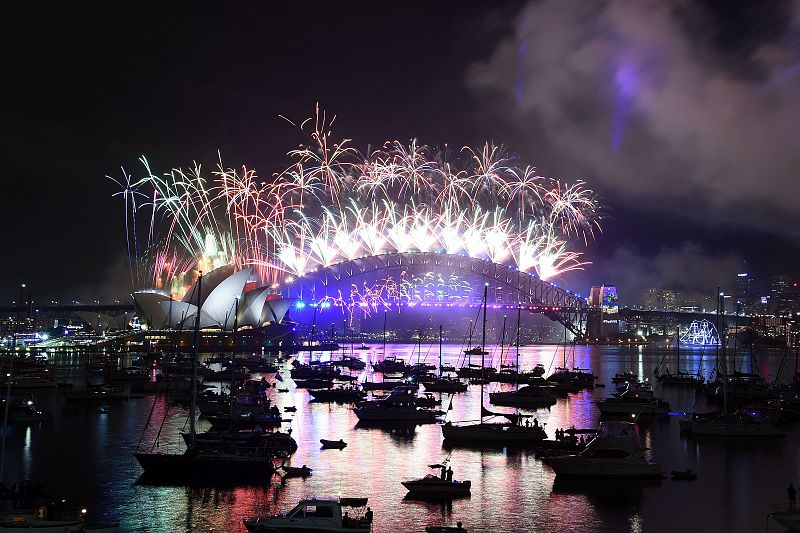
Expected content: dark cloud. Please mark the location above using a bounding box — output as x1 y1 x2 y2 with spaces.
467 0 800 238
568 241 744 306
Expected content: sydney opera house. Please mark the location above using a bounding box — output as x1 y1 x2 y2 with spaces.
81 265 296 352
132 265 292 332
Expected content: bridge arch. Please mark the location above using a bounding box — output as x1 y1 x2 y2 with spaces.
280 252 588 336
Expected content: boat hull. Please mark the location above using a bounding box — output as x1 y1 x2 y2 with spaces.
544 456 663 478
0 520 84 532
402 480 471 496
134 452 273 482
441 422 547 445
687 421 786 437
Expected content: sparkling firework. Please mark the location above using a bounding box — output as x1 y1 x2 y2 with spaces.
109 108 602 300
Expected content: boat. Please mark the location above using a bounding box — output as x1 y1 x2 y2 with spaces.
243 497 371 532
489 311 556 408
542 421 663 478
6 398 52 423
356 343 369 350
354 389 440 422
277 464 312 478
654 326 704 386
0 481 86 532
320 438 347 449
670 469 697 480
611 371 637 384
426 524 467 533
309 386 366 403
84 522 121 532
596 381 670 416
402 463 471 497
442 291 547 446
372 355 408 374
180 429 298 455
489 384 557 407
133 273 276 484
683 411 786 437
768 509 800 531
681 293 786 438
362 380 408 391
424 326 468 393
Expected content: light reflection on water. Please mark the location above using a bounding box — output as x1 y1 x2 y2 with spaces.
3 344 797 532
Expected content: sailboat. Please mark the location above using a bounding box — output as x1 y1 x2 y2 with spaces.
442 286 548 445
489 306 556 407
423 326 468 393
654 325 702 386
684 290 785 438
134 273 276 483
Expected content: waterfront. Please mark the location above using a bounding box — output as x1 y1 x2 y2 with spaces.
3 343 798 532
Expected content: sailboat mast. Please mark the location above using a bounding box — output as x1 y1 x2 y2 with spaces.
189 272 203 451
439 325 443 378
480 284 488 421
382 311 387 360
516 305 521 391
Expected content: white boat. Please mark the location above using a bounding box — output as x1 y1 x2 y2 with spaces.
769 509 800 530
543 421 663 478
243 497 372 532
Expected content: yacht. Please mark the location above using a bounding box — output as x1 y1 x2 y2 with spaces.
0 481 85 532
683 411 786 437
243 497 371 532
402 466 471 497
543 422 663 478
354 390 439 422
596 382 670 416
489 384 556 407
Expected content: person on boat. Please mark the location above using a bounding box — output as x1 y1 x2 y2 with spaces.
343 511 350 526
456 522 465 531
533 418 539 428
789 483 797 511
446 467 453 482
365 507 373 523
441 465 447 479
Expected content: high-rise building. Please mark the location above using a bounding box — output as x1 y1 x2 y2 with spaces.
642 288 679 311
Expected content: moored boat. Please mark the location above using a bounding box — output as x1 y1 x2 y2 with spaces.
243 497 371 532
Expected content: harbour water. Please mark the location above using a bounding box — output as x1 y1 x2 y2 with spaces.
4 344 799 532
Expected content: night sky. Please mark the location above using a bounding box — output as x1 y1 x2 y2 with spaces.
3 0 799 305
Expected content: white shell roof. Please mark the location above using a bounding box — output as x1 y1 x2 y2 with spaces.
133 291 171 329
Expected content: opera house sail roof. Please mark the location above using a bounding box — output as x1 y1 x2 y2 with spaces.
132 266 292 330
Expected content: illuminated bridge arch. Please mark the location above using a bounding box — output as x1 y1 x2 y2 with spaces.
280 252 588 337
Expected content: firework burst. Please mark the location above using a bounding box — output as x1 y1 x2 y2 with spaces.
109 109 602 300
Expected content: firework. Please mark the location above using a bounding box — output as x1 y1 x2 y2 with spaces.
109 109 602 302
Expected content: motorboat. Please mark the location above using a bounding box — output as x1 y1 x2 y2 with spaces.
372 356 408 374
611 371 637 384
442 419 547 445
0 481 86 532
353 390 439 422
596 382 670 416
320 439 347 449
423 378 468 393
402 464 471 497
671 469 697 480
546 367 595 389
683 411 786 437
309 386 366 403
768 509 800 531
426 524 467 533
6 399 52 423
489 385 557 407
277 464 312 478
243 497 371 532
542 421 663 478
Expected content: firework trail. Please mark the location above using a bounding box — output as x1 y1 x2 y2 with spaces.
108 108 602 301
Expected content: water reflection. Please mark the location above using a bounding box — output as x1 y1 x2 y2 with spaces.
1 344 796 532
